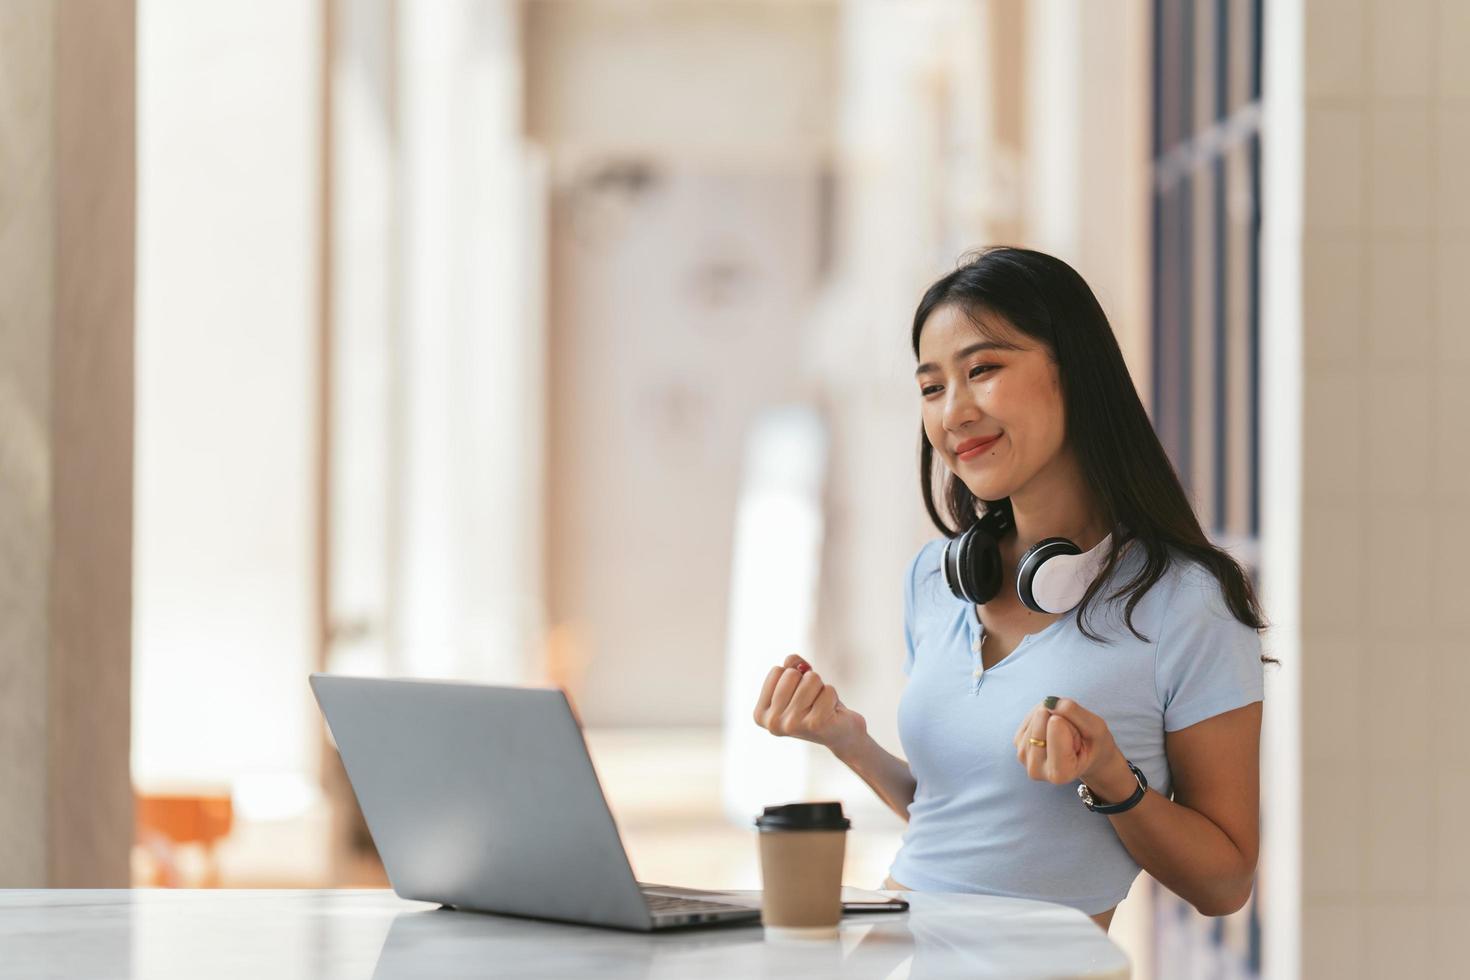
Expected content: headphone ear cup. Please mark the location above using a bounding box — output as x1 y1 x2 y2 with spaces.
1016 536 1084 613
956 524 1003 604
942 530 976 601
941 536 962 599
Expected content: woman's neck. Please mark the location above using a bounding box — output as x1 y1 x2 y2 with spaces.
1004 450 1111 554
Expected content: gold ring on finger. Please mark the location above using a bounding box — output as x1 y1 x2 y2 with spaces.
1027 737 1047 747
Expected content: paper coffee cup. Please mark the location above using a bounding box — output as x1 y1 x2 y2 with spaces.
754 802 850 940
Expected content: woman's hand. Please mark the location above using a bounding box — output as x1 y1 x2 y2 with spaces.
753 654 867 756
1013 697 1126 791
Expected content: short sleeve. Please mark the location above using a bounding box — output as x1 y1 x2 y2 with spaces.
1154 564 1265 732
901 541 930 677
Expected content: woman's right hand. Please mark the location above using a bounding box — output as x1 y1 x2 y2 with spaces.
752 654 867 756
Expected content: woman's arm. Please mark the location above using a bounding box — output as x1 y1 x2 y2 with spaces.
831 735 918 823
1048 699 1262 916
753 655 917 822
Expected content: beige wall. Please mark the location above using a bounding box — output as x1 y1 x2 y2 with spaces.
1297 0 1470 974
0 0 136 887
524 0 836 167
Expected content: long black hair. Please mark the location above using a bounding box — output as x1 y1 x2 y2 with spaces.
913 246 1273 660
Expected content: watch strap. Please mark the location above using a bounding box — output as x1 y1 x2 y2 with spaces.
1077 760 1148 814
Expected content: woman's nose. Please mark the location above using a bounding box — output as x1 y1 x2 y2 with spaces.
943 387 981 430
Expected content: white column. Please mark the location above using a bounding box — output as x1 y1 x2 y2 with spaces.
132 0 320 799
1260 2 1304 977
393 0 545 684
1024 0 1083 260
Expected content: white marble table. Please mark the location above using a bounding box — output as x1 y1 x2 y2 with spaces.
0 889 1130 979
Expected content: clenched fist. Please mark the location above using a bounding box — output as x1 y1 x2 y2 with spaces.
1012 696 1125 790
752 654 867 756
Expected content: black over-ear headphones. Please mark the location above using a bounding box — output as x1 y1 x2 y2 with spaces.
939 501 1116 614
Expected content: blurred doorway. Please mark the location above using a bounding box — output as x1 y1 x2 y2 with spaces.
544 164 827 727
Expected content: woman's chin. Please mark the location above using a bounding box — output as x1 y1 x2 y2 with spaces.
959 475 1013 501
944 455 1016 501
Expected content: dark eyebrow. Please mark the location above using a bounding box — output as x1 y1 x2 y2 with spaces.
914 341 1013 378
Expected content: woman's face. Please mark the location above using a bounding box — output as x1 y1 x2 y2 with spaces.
915 303 1068 502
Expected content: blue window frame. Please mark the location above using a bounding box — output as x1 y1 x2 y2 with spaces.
1151 0 1262 545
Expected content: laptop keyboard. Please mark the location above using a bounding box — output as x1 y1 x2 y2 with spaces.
640 889 751 915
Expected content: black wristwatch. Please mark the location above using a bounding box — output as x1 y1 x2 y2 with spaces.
1077 760 1148 814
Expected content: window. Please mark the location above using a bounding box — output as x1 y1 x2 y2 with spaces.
1151 0 1263 556
1148 0 1263 974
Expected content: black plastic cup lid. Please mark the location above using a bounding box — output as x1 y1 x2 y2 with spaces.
754 801 851 831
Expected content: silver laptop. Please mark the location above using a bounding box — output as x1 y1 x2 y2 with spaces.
309 673 761 931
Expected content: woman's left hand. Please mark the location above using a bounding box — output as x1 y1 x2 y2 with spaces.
1012 697 1121 786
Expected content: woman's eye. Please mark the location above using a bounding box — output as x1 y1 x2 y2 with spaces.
920 365 995 396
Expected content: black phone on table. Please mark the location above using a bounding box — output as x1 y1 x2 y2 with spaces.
840 886 909 913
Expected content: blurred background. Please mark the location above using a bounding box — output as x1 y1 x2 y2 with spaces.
2 1 1466 978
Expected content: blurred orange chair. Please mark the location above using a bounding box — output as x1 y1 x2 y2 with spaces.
134 788 234 887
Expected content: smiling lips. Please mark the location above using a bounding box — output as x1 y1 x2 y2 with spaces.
955 433 1002 460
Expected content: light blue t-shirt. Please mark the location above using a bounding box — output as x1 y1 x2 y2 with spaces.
888 535 1264 915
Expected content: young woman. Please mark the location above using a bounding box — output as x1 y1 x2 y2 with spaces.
752 247 1270 933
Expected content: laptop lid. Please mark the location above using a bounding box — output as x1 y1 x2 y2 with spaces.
310 674 653 931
